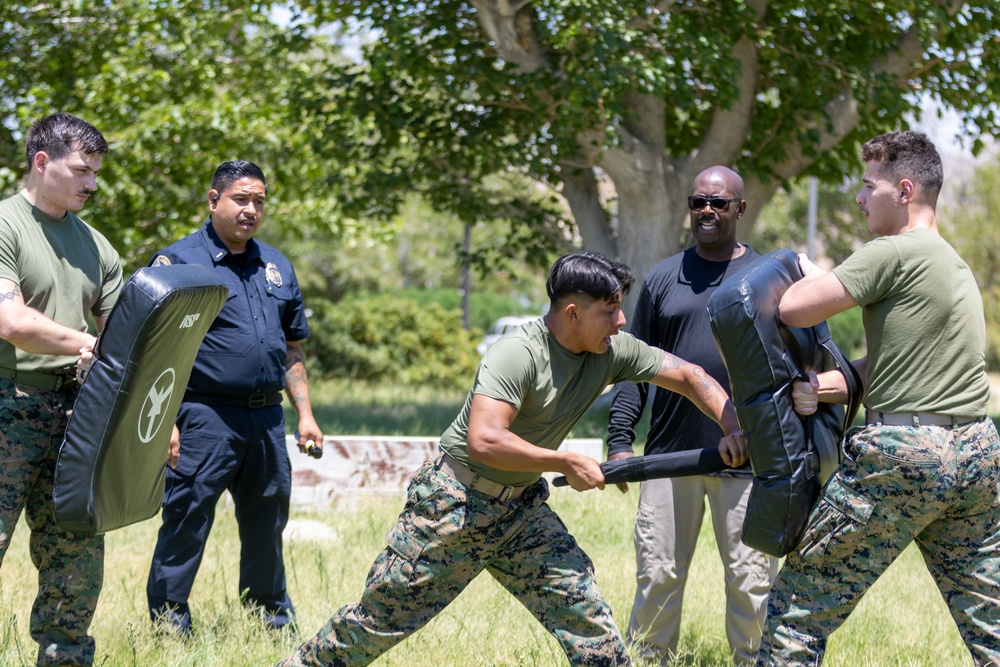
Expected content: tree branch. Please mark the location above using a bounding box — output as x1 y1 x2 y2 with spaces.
687 33 762 176
471 0 550 72
685 0 769 178
766 0 961 180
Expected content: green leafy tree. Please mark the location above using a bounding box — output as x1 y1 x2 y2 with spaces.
293 0 999 311
0 1 360 269
747 176 871 265
941 153 1000 369
260 193 551 307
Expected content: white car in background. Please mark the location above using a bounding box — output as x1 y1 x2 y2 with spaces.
477 315 539 355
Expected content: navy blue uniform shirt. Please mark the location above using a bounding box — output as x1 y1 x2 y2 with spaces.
149 219 310 396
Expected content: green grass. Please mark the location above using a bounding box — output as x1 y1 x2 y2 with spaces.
303 379 467 436
0 491 972 666
299 379 626 441
0 379 984 666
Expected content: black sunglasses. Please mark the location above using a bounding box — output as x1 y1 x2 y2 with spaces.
688 195 743 212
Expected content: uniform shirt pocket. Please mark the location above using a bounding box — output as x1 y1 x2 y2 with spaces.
198 289 254 359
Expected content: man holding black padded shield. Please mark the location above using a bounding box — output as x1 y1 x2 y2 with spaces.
0 112 123 667
759 131 1000 665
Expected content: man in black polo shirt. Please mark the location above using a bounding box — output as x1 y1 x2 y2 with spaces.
608 166 778 665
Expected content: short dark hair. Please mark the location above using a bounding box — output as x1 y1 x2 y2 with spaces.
25 113 108 163
546 251 635 306
861 131 943 204
211 160 268 196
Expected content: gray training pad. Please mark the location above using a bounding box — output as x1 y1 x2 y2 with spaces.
53 265 228 535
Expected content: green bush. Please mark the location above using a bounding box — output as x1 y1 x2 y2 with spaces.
828 307 866 361
355 287 542 332
304 294 482 390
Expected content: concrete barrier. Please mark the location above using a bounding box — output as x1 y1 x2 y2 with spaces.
286 435 604 507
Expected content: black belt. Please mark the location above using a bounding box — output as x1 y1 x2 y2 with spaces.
866 410 986 428
0 366 78 392
435 452 533 502
184 391 283 408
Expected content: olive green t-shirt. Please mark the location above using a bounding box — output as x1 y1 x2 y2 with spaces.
0 193 123 372
440 318 665 486
833 228 989 416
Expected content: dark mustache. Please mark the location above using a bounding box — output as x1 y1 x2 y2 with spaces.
79 189 95 196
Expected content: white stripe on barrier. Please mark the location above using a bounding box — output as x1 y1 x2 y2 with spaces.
285 435 604 508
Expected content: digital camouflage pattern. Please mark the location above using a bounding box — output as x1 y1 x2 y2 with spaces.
279 459 630 667
0 378 104 667
758 418 1000 666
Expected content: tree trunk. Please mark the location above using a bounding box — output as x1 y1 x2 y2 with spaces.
592 146 691 318
461 221 471 330
561 167 617 258
741 175 783 235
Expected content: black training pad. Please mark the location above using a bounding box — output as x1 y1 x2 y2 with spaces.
551 447 725 487
707 249 862 557
54 266 228 535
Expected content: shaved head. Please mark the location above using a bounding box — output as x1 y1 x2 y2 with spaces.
693 166 744 198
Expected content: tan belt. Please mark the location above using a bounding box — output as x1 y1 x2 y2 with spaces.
0 366 77 392
867 411 986 428
435 452 532 502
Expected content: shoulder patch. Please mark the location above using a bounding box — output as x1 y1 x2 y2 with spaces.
152 255 172 267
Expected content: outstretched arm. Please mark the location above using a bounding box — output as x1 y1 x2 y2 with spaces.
779 254 858 328
648 352 747 467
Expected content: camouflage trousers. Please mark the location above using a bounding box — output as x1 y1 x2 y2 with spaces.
278 458 630 666
758 418 1000 666
0 378 104 667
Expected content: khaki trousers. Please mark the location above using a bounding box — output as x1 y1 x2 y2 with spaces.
627 475 778 666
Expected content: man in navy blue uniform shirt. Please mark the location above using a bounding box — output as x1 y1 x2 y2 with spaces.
145 160 323 635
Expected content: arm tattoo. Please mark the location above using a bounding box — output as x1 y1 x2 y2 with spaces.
284 345 304 369
659 352 684 371
284 346 310 407
691 365 721 404
0 284 21 305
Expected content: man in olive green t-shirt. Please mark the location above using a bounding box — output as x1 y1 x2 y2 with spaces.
758 131 1000 666
0 113 123 667
280 251 748 667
